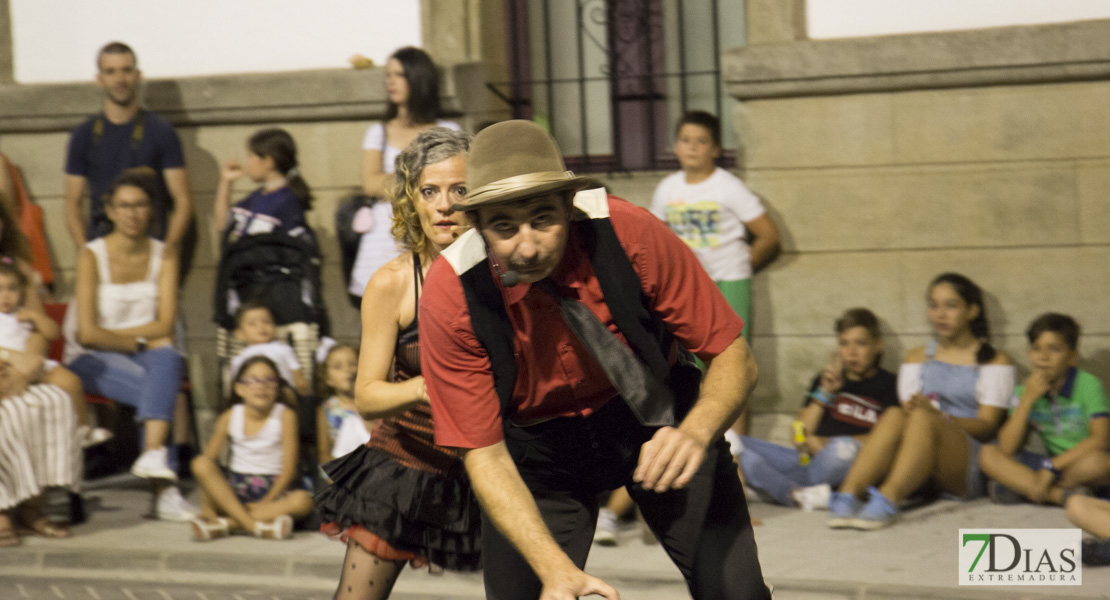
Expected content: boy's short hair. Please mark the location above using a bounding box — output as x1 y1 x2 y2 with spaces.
835 307 881 339
676 111 721 147
234 299 273 328
1026 312 1080 350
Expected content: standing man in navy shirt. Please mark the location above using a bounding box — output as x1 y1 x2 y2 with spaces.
64 42 194 269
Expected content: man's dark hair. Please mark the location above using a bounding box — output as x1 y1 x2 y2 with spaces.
97 41 137 69
675 110 721 147
1026 312 1080 350
384 47 442 125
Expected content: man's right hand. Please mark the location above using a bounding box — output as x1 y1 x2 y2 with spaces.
540 567 620 600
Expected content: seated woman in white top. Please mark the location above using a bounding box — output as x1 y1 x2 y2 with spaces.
827 272 1014 530
347 46 461 304
64 167 195 521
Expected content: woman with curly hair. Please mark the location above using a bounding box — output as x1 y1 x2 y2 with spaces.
316 127 479 600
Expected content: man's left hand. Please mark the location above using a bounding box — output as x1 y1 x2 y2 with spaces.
633 426 706 493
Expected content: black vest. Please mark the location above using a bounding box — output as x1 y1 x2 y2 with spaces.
457 210 701 421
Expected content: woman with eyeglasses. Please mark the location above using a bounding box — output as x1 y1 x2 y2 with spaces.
64 167 195 521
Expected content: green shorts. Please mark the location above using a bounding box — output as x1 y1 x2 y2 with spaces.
716 278 752 341
693 278 752 371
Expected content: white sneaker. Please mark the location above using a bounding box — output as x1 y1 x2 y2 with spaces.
131 447 177 481
792 483 832 511
156 486 197 522
80 426 114 449
593 508 619 546
724 429 744 459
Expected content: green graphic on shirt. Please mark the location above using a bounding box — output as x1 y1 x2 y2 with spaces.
664 201 721 248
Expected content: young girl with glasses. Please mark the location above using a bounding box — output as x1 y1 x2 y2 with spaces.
189 355 314 541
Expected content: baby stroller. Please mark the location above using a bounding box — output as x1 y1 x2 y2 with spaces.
213 226 329 502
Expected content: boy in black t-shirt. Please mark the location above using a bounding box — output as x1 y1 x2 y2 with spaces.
738 308 899 508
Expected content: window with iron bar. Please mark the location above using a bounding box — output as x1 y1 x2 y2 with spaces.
490 0 746 174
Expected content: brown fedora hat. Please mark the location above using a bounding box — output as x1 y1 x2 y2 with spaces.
453 120 601 211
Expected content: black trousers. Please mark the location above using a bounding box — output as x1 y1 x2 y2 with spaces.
482 398 771 600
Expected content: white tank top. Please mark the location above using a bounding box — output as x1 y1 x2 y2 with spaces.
0 311 32 351
63 238 163 363
228 403 286 475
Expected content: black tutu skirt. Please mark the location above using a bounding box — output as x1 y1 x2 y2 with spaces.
315 445 482 571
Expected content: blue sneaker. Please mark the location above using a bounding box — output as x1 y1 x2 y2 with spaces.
1082 539 1110 566
827 492 862 529
851 487 898 530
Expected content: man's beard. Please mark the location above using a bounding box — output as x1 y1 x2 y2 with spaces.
105 87 136 108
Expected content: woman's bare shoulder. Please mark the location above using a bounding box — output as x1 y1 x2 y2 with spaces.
362 253 413 301
903 346 927 364
987 349 1013 366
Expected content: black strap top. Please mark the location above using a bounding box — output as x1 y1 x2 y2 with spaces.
393 252 422 380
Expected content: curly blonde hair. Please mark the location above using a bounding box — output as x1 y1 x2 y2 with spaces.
389 127 471 256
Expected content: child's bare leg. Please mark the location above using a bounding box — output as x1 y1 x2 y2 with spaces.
190 455 256 531
877 409 961 503
26 332 48 357
979 445 1042 500
198 485 220 521
246 490 315 522
1066 495 1110 538
1046 452 1110 505
839 407 907 497
605 486 635 519
42 367 88 427
334 539 405 600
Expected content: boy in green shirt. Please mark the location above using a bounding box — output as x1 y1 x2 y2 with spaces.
980 313 1110 505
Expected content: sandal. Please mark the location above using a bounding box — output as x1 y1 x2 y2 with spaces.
191 517 230 542
0 514 20 548
252 515 293 540
22 516 71 539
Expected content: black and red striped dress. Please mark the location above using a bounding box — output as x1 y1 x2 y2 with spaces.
316 253 480 571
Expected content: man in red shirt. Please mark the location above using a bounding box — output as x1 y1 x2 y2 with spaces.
420 120 770 600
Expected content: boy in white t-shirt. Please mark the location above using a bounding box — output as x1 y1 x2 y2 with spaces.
650 111 780 337
651 111 780 438
229 301 309 399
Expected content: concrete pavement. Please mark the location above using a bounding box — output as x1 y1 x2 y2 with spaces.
2 474 1108 600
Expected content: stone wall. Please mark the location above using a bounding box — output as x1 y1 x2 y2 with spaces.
725 4 1110 437
0 64 506 432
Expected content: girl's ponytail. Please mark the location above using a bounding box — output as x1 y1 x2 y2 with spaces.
284 165 313 212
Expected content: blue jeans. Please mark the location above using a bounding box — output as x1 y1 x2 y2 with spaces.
739 436 862 506
67 347 183 423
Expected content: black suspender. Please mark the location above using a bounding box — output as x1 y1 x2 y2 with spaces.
462 215 690 419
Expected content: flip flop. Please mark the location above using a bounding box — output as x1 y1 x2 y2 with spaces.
252 515 293 540
191 517 230 542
